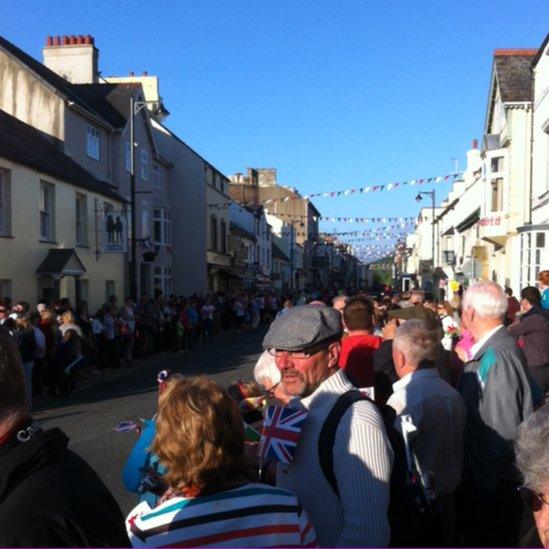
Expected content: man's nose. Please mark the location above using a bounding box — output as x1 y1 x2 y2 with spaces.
276 352 293 370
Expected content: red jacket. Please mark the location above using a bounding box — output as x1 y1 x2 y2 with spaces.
338 333 382 388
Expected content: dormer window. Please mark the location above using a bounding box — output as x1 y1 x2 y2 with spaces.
86 124 101 160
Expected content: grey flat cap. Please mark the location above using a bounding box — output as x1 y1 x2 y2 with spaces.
263 305 343 351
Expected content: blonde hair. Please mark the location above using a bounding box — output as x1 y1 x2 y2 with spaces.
153 376 255 494
61 311 75 324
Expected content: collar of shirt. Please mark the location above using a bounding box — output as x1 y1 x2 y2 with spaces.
469 324 504 358
301 369 353 409
392 368 440 393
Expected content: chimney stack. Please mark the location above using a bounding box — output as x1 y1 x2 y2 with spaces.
43 34 99 84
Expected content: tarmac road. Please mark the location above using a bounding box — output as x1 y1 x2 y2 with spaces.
32 327 266 515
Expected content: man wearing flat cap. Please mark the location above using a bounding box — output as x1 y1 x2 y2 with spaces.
263 305 393 547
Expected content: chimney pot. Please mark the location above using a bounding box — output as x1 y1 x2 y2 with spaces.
79 35 85 44
53 36 61 46
143 70 148 76
69 35 76 45
472 139 478 150
84 35 92 45
62 35 69 45
129 71 134 76
46 36 53 46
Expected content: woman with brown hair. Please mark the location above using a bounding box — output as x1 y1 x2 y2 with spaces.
126 376 316 548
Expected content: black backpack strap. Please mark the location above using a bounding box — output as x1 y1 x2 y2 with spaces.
318 390 368 497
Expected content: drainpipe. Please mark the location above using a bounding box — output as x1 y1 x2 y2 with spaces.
527 66 535 226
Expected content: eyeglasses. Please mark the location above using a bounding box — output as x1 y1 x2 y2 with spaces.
518 484 549 512
268 342 330 360
0 309 7 313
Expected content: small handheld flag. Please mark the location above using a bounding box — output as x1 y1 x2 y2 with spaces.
258 405 308 464
114 420 140 433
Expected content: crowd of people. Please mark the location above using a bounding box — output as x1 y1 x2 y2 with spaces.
0 290 292 406
0 275 548 547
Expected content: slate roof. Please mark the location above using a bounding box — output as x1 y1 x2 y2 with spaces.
493 50 536 102
70 83 131 128
36 249 85 275
0 109 124 202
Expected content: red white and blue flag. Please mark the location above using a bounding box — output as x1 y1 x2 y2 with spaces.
258 405 308 464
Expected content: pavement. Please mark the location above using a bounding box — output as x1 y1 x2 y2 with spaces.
32 326 267 515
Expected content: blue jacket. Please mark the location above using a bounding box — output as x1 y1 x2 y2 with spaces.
122 419 166 507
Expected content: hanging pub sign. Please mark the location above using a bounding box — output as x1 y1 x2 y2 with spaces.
98 210 128 253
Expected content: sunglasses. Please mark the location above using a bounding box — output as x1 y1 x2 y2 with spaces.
518 485 548 512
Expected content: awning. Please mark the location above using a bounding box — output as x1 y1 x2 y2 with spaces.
37 249 86 279
456 208 481 233
209 266 245 279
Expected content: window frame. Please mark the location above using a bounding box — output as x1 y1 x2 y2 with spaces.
153 265 173 296
141 149 149 181
0 168 11 236
220 219 227 254
40 181 55 241
210 215 218 251
152 163 160 189
75 193 88 246
490 177 504 212
153 208 172 246
86 124 101 161
105 280 116 303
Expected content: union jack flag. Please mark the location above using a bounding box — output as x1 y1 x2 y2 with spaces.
258 405 308 464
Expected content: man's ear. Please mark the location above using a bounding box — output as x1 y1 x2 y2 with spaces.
327 341 341 369
393 348 405 371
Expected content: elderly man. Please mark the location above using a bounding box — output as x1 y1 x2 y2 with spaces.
388 319 466 544
263 305 393 547
0 329 130 547
458 281 534 547
515 404 549 549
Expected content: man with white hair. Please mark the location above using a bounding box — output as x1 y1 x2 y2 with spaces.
388 319 465 544
332 294 348 315
457 281 534 547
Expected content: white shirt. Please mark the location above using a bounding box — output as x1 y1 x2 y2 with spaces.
277 370 393 547
387 369 466 495
469 324 504 358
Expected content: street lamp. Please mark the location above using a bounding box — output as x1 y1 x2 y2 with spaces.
415 190 436 275
290 221 305 293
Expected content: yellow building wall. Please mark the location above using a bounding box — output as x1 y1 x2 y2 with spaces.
0 157 125 310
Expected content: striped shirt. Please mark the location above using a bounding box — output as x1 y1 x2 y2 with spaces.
126 482 317 548
277 369 393 547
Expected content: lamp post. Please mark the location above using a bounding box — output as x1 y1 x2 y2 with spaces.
289 221 305 294
415 190 436 278
129 96 158 300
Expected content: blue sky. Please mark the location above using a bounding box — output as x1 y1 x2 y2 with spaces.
2 1 548 261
